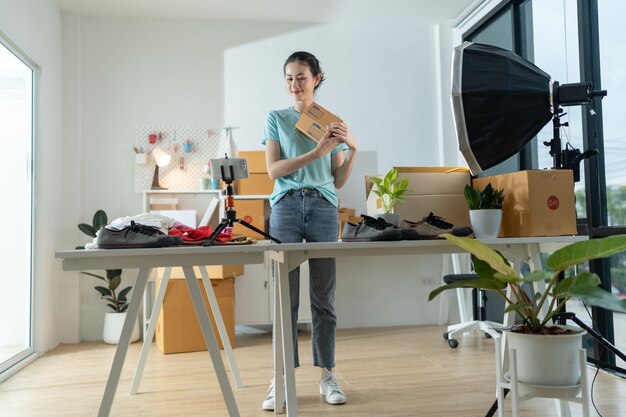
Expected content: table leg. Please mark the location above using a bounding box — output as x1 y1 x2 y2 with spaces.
276 259 297 417
182 266 240 417
98 267 150 417
198 265 244 388
130 267 172 395
273 260 285 414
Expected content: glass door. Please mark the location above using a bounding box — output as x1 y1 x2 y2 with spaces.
0 32 35 377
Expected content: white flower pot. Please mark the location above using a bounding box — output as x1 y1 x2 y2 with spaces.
469 209 502 239
507 326 586 387
103 312 140 345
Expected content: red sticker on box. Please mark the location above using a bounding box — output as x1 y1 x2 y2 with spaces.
244 215 253 223
547 195 560 210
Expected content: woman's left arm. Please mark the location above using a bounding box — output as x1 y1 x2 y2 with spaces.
329 122 358 189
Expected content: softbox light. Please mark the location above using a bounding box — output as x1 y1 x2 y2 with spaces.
451 42 553 175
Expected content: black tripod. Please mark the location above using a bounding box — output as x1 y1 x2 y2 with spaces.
203 178 281 247
484 311 626 417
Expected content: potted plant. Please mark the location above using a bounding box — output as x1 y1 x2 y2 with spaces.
369 167 410 226
464 183 505 239
78 210 139 344
429 233 626 387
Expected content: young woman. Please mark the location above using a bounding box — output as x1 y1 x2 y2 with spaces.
261 51 358 410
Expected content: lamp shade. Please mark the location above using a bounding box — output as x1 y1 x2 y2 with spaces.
451 42 553 175
152 147 171 167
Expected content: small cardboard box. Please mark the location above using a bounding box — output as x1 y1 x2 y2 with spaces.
155 276 235 354
295 102 342 142
232 199 271 240
237 173 274 195
365 167 471 227
238 151 267 173
157 265 243 280
472 170 577 237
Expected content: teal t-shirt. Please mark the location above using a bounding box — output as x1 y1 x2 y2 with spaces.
261 107 348 207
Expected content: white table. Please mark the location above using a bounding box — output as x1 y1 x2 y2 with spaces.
266 236 587 417
55 243 269 417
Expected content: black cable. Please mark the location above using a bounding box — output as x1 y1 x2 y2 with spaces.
582 302 604 417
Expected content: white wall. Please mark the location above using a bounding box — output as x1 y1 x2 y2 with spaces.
0 0 68 353
224 22 462 327
61 13 466 339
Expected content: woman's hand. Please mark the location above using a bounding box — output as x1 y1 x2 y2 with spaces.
328 122 358 151
314 130 342 158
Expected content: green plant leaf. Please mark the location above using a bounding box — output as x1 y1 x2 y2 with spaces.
522 270 551 283
109 275 121 291
547 235 626 271
78 223 96 237
106 269 122 280
441 234 516 276
554 272 600 295
94 286 111 297
118 286 132 301
106 303 118 312
569 286 626 313
93 210 108 232
120 304 129 313
81 271 106 281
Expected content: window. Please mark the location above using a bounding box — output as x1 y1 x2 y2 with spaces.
0 32 36 378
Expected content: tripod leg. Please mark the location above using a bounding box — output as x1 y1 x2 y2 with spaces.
203 220 230 247
234 219 281 243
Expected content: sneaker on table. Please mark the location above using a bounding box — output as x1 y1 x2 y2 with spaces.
97 221 183 248
401 212 457 238
341 215 403 242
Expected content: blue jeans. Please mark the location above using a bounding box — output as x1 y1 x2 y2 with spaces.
270 188 339 369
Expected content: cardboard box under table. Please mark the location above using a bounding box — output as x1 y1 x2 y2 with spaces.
155 266 241 354
366 166 472 228
472 169 577 237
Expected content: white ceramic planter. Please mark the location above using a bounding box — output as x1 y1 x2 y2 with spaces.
103 312 140 344
469 209 502 239
507 326 586 387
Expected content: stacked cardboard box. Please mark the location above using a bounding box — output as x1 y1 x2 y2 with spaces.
155 265 243 354
237 151 274 195
472 170 577 237
366 167 472 228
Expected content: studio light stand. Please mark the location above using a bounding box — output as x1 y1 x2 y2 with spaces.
203 162 281 247
543 81 606 182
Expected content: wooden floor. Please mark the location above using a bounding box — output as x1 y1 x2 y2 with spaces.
1 325 625 417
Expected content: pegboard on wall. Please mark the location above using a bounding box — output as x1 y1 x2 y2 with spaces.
134 126 233 192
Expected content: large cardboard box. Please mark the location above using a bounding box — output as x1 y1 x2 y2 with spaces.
238 151 267 173
155 276 235 354
238 173 274 195
472 170 577 237
157 265 243 280
232 199 271 240
295 102 342 143
365 167 471 227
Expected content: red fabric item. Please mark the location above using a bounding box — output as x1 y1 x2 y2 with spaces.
169 225 232 243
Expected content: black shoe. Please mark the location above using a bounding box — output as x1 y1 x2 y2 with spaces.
97 221 183 248
341 215 403 242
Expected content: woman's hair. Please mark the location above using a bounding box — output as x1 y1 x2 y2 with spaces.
284 51 325 91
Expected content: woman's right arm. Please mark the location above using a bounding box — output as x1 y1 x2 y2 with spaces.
265 134 340 180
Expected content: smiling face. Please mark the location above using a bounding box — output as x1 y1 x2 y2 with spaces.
284 61 320 105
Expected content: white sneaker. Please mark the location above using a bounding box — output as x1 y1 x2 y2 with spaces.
261 379 285 411
319 368 347 405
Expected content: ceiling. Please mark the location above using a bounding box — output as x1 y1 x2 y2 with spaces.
53 0 481 24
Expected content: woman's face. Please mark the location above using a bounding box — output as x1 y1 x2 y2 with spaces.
284 62 319 103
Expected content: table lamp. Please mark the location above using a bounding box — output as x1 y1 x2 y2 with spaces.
151 147 171 190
